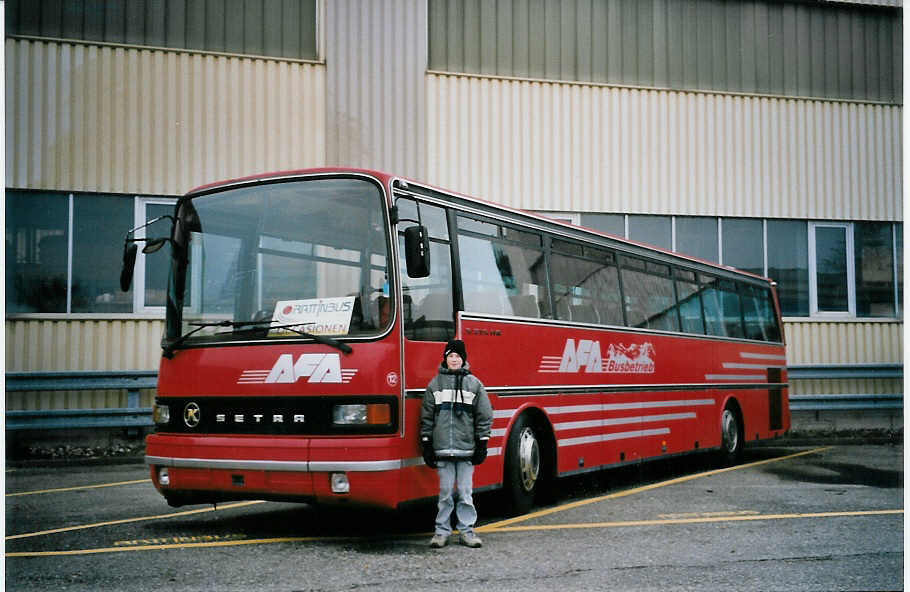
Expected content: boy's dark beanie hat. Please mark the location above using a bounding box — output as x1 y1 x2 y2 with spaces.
443 339 467 362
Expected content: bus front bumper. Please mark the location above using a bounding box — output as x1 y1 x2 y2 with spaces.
145 434 417 508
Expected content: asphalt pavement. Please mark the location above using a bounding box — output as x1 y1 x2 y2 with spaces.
5 444 903 592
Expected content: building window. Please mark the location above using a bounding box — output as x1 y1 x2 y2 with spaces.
71 194 134 313
6 191 69 313
5 0 319 61
136 200 177 311
855 222 897 317
676 217 718 263
721 219 764 277
766 220 810 317
628 215 671 250
580 213 624 237
5 190 176 315
539 212 901 320
810 223 853 315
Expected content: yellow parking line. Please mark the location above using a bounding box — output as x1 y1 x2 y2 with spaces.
6 479 151 497
488 509 903 533
7 508 900 557
7 532 431 558
6 500 265 540
479 446 832 532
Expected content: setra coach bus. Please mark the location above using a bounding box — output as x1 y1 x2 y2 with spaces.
122 168 788 514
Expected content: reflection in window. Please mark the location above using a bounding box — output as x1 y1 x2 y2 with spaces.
855 222 895 317
550 248 623 326
701 277 744 338
742 285 781 342
5 191 70 313
621 258 679 331
628 215 671 250
143 204 175 307
676 217 718 262
580 213 625 237
814 225 849 313
400 239 454 342
458 231 548 319
722 218 764 276
395 198 449 241
675 272 705 335
72 194 134 312
720 283 745 338
767 220 809 316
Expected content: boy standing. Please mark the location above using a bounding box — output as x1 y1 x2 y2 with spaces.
420 339 493 548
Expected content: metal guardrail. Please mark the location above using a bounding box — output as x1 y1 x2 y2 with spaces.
2 364 903 430
787 363 903 380
5 370 156 431
787 363 903 412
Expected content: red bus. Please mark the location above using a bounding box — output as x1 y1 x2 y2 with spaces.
128 168 788 513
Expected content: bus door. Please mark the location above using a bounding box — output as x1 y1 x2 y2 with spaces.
395 197 456 496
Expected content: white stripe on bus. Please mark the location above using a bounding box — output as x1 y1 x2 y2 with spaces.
558 428 671 447
739 352 787 361
704 374 766 380
555 412 696 431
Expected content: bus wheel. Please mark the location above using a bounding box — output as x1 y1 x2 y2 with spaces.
720 404 743 465
504 414 541 515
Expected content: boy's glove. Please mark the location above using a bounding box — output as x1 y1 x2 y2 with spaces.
471 439 488 465
421 437 437 469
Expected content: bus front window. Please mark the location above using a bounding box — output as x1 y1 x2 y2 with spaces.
167 177 392 347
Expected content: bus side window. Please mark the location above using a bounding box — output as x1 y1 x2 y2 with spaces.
742 284 780 342
620 257 679 332
550 241 622 326
700 275 726 336
675 268 706 335
457 218 549 319
719 280 745 338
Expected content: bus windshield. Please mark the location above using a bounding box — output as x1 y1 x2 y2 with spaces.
167 176 392 347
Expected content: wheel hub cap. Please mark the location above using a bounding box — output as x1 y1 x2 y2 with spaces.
518 427 540 492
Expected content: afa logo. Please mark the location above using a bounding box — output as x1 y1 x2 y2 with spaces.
237 353 358 384
540 339 656 374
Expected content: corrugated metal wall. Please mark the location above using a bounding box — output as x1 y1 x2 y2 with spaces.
324 0 427 179
5 318 165 410
426 73 902 220
785 320 903 364
785 320 903 398
428 0 902 104
5 39 327 195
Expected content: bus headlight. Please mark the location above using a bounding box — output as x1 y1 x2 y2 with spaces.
158 467 170 486
332 403 391 426
152 403 170 424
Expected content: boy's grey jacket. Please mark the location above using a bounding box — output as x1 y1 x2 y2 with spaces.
420 362 493 458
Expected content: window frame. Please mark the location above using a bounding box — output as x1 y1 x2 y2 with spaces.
808 222 856 317
133 197 179 314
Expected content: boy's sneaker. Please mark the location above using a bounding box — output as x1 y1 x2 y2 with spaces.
459 532 483 548
429 534 447 548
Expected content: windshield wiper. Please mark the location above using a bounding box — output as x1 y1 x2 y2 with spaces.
162 320 238 359
163 319 352 359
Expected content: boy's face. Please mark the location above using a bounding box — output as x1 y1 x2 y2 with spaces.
446 352 463 370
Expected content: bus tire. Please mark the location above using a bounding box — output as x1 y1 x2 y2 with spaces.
719 403 743 466
504 414 542 515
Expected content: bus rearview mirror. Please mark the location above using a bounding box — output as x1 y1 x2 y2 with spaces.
120 243 138 291
404 225 431 278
